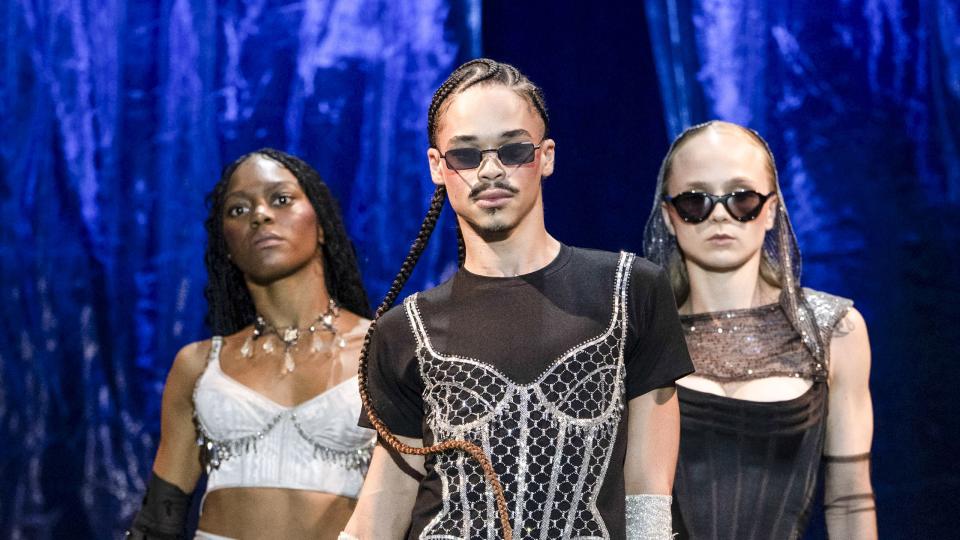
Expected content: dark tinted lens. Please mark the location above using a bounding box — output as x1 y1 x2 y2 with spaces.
444 148 482 170
672 193 713 222
498 142 536 165
727 191 763 220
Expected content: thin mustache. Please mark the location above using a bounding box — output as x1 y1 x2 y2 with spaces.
469 181 519 199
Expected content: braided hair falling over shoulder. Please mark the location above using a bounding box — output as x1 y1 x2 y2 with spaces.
357 58 551 540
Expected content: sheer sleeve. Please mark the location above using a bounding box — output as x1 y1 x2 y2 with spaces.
823 452 878 539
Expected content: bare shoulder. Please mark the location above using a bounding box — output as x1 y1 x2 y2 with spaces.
829 307 871 386
165 339 213 396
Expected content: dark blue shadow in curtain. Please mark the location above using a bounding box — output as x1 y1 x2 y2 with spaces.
644 0 960 537
0 1 479 537
485 0 960 537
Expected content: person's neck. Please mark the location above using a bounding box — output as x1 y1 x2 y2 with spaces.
682 253 778 314
461 215 561 278
245 260 331 329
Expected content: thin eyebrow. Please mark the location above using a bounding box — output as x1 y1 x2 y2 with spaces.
223 190 251 204
446 134 478 146
500 129 532 139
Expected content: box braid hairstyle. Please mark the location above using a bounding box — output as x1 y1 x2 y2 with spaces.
357 58 549 540
204 148 372 336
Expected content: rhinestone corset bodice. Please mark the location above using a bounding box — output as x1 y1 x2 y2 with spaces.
405 252 635 539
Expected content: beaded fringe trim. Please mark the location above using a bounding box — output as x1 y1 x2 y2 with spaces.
195 412 374 473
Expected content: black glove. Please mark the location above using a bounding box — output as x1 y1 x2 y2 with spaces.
126 473 192 540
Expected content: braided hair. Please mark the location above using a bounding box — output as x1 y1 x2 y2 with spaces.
204 148 372 335
358 58 550 539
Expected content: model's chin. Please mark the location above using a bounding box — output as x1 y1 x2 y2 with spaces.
240 256 315 286
686 250 758 274
466 212 517 236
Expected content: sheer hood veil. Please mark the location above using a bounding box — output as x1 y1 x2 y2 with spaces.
642 121 829 380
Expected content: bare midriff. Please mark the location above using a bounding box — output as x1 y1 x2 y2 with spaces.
198 487 356 539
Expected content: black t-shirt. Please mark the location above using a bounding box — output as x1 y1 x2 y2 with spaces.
361 244 693 539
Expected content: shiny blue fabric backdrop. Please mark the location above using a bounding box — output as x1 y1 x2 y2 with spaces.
0 1 478 537
3 0 960 538
643 0 960 536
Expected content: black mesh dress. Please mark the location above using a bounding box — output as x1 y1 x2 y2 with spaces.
671 290 852 540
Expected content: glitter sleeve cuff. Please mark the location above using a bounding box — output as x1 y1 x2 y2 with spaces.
625 494 673 540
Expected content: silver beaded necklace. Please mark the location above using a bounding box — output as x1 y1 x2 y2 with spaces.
239 298 347 374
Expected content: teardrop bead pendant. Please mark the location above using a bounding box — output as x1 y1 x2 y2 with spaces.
262 339 275 354
240 335 253 358
283 350 296 374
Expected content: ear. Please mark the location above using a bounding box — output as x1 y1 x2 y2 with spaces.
764 194 779 231
661 202 677 236
317 225 325 245
427 148 445 186
539 138 556 178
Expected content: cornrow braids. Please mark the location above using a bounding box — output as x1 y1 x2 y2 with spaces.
203 148 372 336
427 58 550 148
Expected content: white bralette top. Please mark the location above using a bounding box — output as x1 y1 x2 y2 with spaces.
193 337 375 498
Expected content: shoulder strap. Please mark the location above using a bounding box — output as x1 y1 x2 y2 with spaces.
615 251 636 325
402 294 428 349
207 336 224 366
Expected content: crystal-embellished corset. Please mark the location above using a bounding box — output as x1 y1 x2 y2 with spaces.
405 252 635 539
192 337 375 498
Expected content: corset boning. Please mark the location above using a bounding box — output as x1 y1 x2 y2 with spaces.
407 252 635 540
672 383 828 540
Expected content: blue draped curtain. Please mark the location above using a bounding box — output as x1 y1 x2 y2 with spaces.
0 1 479 537
645 0 960 536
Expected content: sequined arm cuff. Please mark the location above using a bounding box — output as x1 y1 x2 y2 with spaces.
625 494 673 540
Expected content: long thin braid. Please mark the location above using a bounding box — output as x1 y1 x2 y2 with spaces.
360 58 553 539
357 186 512 539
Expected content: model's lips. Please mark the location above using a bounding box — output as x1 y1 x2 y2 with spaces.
252 233 284 248
473 188 515 208
707 233 736 243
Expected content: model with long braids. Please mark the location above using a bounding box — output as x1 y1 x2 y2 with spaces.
127 149 376 539
643 121 877 538
342 59 693 540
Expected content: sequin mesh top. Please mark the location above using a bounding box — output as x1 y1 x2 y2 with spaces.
679 289 853 382
681 302 814 381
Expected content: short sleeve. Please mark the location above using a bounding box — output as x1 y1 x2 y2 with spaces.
624 259 694 400
357 304 425 438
